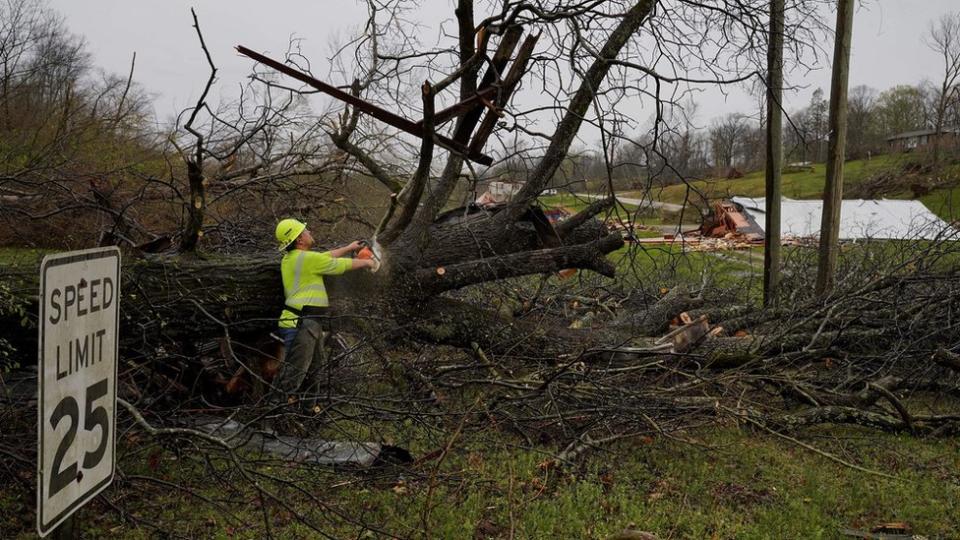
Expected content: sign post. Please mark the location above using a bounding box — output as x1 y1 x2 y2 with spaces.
37 247 120 537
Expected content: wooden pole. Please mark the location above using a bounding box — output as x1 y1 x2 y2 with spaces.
815 0 855 296
763 0 785 306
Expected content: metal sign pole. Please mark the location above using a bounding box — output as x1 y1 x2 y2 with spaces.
51 515 74 539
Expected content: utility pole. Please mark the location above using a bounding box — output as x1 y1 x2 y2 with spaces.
763 0 785 306
815 0 855 296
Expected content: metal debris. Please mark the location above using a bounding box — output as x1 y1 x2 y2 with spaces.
192 417 413 468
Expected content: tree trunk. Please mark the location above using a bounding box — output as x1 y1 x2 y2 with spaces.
693 328 887 369
180 160 206 253
815 0 855 296
763 0 784 306
383 207 617 291
615 285 703 336
4 215 622 359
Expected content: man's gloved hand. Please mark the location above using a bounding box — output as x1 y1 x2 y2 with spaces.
345 240 365 253
356 240 382 273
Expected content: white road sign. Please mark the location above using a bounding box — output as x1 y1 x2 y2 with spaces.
37 247 120 536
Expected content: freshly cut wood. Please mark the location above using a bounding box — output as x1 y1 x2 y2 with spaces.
672 318 710 353
618 285 704 336
656 315 709 353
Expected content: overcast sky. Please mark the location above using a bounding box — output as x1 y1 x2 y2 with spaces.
48 0 960 135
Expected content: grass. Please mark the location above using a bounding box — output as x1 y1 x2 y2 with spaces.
0 246 50 266
644 155 906 203
611 243 763 289
541 192 644 217
920 185 960 220
636 154 907 205
3 157 959 537
4 425 955 538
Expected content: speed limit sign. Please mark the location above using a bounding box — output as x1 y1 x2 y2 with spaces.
37 247 120 536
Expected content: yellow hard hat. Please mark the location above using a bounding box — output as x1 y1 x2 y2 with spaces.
275 218 306 251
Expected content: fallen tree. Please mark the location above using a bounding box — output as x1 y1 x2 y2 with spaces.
6 2 664 361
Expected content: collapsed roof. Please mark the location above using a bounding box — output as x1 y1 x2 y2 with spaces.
730 197 955 241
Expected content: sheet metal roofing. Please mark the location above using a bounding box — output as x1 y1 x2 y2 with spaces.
731 196 955 240
885 127 960 141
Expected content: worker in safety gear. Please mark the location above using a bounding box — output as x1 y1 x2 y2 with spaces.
270 218 377 401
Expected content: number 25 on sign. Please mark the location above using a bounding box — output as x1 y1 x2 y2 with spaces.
37 247 120 537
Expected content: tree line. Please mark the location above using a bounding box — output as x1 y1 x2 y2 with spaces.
495 11 960 192
2 2 958 252
0 0 371 252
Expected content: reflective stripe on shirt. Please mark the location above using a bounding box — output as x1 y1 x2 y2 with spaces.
278 249 352 328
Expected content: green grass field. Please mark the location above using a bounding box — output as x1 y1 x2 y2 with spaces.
645 154 909 203
4 425 954 539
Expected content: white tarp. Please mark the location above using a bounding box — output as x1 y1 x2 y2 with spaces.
731 196 955 240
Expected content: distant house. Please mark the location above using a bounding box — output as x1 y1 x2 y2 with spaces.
481 181 557 203
886 127 960 153
724 196 953 241
487 181 523 200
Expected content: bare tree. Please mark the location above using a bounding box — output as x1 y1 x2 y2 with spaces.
14 4 960 537
846 84 877 159
924 11 960 164
167 10 353 253
0 0 156 248
709 113 750 174
230 0 817 310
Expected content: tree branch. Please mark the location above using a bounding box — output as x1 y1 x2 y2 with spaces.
500 0 656 222
555 196 614 239
380 81 436 244
329 133 403 193
412 233 623 295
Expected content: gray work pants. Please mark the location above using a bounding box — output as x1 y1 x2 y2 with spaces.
271 317 330 402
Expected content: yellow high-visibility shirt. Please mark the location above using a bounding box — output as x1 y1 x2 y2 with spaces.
278 249 353 328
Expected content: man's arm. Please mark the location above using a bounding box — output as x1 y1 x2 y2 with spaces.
329 240 363 258
349 258 376 270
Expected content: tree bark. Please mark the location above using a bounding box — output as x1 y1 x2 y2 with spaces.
387 208 611 271
615 285 704 336
692 328 887 369
763 0 784 306
180 160 206 253
4 215 623 358
815 0 855 296
409 233 623 296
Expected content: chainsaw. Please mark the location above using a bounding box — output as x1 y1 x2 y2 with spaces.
356 239 383 273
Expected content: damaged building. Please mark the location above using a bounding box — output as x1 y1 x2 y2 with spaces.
704 196 954 241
